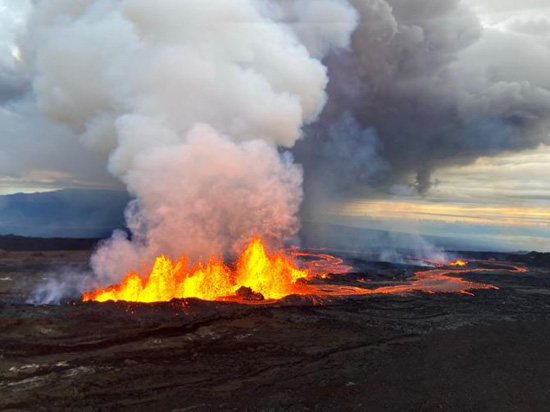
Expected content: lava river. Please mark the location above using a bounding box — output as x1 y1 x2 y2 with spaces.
83 239 526 304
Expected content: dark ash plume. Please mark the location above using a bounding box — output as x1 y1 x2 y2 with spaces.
295 0 550 200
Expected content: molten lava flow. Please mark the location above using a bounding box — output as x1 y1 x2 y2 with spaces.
82 237 308 303
290 250 353 276
235 238 308 299
449 259 467 267
83 242 528 305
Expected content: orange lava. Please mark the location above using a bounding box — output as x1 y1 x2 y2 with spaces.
449 259 467 267
83 242 527 305
290 250 353 276
370 268 498 296
300 267 500 297
82 237 308 303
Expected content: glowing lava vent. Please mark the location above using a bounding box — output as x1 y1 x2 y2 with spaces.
83 237 308 303
449 259 467 267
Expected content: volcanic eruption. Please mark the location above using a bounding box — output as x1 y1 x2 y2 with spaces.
24 0 359 301
21 0 541 305
3 2 549 410
449 259 468 267
83 237 309 303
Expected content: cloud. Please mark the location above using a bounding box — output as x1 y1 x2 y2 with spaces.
6 0 549 206
0 97 119 192
0 0 32 103
1 0 549 259
20 0 359 285
465 0 550 14
294 0 550 206
0 0 118 194
432 145 550 205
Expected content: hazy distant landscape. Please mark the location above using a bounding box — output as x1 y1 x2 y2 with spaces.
0 189 539 254
0 189 128 238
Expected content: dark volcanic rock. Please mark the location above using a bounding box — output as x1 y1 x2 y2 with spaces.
0 234 99 251
525 252 550 268
235 286 264 301
2 249 550 411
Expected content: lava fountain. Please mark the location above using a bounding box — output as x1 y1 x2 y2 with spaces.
83 237 308 303
449 259 467 267
83 243 525 305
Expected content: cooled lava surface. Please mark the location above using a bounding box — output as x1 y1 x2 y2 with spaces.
1 248 550 411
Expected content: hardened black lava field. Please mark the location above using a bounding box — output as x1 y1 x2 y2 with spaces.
2 248 550 411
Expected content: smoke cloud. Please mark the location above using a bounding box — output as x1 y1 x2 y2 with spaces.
23 0 358 283
27 268 94 305
10 0 550 292
295 0 550 202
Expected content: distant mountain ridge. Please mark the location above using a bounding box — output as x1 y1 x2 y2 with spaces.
0 190 544 254
0 234 99 251
0 189 129 238
299 222 513 253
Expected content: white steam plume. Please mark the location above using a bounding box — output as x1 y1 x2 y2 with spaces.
24 0 358 284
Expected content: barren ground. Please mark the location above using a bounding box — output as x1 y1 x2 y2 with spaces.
1 250 550 411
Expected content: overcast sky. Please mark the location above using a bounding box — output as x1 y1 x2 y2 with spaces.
0 0 119 194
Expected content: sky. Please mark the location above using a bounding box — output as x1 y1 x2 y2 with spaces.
0 0 549 252
324 153 550 252
317 0 550 252
326 145 550 252
0 0 119 195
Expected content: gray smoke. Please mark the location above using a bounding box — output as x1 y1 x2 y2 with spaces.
3 0 549 295
0 0 31 103
294 0 550 202
26 267 95 305
21 0 358 285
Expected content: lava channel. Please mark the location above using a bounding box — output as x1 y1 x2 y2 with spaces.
83 241 526 304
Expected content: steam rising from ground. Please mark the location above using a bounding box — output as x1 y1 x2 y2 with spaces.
24 0 358 284
26 269 94 305
93 128 304 282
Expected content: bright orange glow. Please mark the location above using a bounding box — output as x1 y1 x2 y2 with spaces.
82 237 308 303
449 259 467 267
290 249 353 276
83 242 527 305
